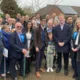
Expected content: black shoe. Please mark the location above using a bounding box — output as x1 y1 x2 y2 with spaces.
19 73 23 76
56 68 61 73
64 69 68 76
76 77 80 80
73 74 78 78
12 77 18 80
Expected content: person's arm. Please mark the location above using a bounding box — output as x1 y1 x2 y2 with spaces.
54 27 59 44
64 26 71 44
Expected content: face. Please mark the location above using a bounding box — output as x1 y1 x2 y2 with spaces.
36 14 40 19
48 33 53 40
67 17 73 24
17 13 21 19
21 16 25 22
41 20 46 26
76 20 80 29
15 22 22 32
48 20 53 28
8 18 13 24
74 15 78 20
52 13 56 19
4 27 10 32
5 14 10 20
12 18 16 24
59 16 65 24
32 20 37 28
46 15 50 20
27 22 32 29
53 20 58 26
25 16 29 21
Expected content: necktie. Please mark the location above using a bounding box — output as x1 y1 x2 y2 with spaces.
20 34 25 43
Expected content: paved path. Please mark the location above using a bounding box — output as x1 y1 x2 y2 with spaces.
0 59 75 80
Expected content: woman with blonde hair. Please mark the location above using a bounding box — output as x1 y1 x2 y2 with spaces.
71 18 80 80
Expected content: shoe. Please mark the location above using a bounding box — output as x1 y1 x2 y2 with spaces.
12 77 18 80
36 72 41 78
1 74 6 78
19 73 23 77
64 69 68 76
47 68 50 72
73 74 78 78
76 76 80 80
56 68 61 73
50 68 54 72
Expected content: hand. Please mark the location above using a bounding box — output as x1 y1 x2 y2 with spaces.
61 42 64 46
74 48 78 52
72 48 75 52
58 42 64 47
36 47 39 52
22 49 27 55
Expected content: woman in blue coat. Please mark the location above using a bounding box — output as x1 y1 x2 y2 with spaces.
0 25 10 77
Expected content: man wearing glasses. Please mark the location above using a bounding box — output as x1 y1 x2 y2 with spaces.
9 22 27 80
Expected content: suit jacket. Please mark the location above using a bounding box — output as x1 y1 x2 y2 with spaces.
34 25 47 49
9 31 27 59
71 31 80 62
54 23 71 53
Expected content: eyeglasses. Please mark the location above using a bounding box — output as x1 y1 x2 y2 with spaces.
17 26 22 28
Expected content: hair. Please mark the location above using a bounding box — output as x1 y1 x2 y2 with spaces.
25 20 33 32
58 14 65 18
2 25 9 30
73 18 80 32
67 16 73 19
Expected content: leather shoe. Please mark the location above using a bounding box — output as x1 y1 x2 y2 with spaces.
56 68 61 73
73 74 78 78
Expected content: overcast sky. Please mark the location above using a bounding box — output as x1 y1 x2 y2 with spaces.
16 0 80 10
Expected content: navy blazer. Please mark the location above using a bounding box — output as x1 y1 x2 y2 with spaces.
9 31 27 59
54 23 71 53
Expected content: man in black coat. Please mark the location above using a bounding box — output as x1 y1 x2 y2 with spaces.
54 14 71 76
9 22 27 80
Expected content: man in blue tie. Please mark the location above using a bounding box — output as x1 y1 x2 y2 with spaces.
9 22 27 80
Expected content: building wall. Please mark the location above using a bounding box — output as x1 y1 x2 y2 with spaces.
46 7 63 17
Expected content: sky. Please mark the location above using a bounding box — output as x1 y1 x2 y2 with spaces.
16 0 80 11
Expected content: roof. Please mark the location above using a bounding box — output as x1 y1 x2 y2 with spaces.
36 5 79 16
57 5 78 15
72 6 80 14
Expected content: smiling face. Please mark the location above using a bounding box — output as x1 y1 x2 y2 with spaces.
67 17 73 24
27 22 32 29
76 19 80 30
48 33 53 40
58 14 65 25
15 22 22 33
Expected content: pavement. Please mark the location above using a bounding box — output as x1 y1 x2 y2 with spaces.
0 59 75 80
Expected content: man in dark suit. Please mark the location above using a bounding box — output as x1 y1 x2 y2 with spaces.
54 14 71 76
9 22 27 80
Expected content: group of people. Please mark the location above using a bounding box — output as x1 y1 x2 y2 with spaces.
0 12 80 80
